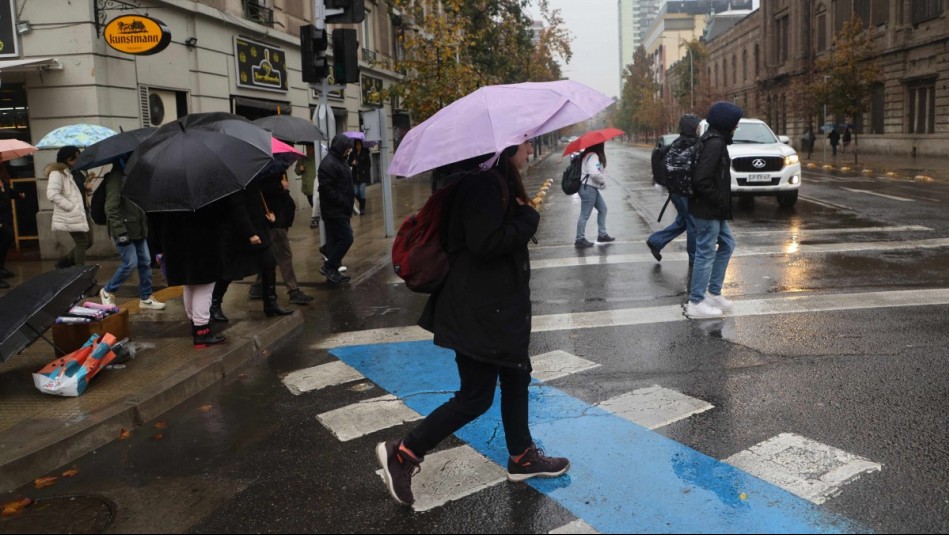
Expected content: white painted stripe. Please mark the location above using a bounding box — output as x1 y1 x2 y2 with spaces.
531 237 949 270
316 394 422 442
798 195 855 211
311 288 949 348
375 445 507 512
597 385 714 430
725 433 882 505
281 361 365 395
531 350 601 382
550 519 600 534
840 187 914 202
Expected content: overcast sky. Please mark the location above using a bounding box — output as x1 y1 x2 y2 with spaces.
527 0 621 99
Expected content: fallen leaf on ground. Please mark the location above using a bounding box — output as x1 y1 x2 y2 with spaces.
154 421 169 430
152 433 164 441
34 476 57 489
61 469 79 477
118 429 131 440
1 498 32 517
197 404 213 412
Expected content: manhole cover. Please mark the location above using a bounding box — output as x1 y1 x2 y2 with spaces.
0 495 115 534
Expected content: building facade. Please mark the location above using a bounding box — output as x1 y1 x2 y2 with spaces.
2 0 404 258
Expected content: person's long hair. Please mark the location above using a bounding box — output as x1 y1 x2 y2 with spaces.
56 146 80 165
497 144 532 207
581 142 606 168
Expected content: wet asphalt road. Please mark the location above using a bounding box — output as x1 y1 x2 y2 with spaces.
2 144 947 534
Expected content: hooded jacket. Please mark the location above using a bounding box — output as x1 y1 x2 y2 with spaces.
103 167 148 240
45 162 90 233
689 102 742 221
318 134 355 219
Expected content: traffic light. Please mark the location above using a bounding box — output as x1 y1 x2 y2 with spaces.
325 0 365 24
332 28 360 84
300 25 329 82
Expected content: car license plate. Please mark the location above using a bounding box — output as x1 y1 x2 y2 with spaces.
748 174 771 182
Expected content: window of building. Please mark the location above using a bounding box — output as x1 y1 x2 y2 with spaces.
872 0 889 25
834 0 850 33
905 78 936 134
817 10 828 51
362 9 375 61
776 15 790 63
732 54 737 85
754 44 759 76
855 0 870 26
870 83 885 134
723 57 727 88
742 50 748 82
911 0 943 24
715 63 719 87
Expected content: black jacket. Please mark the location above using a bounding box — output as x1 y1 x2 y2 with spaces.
689 128 732 221
0 177 20 227
260 171 295 230
318 135 355 219
421 170 540 370
220 184 277 281
152 201 225 286
349 148 371 185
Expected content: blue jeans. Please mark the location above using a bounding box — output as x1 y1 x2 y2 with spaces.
648 194 695 263
576 183 608 240
689 217 735 304
104 238 153 300
354 182 367 199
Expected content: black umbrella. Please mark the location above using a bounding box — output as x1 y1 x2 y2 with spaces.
122 112 274 212
71 127 157 171
0 265 99 362
254 115 325 143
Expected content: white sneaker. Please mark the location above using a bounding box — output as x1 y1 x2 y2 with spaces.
100 288 116 306
704 292 734 313
139 297 166 310
685 300 724 319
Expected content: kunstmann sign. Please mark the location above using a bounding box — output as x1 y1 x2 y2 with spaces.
104 15 171 55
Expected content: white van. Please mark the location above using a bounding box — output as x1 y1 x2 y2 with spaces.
699 118 801 208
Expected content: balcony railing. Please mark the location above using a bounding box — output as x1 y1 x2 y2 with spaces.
242 0 274 27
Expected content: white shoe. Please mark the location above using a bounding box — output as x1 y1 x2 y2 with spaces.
704 292 734 313
100 288 116 306
685 300 724 319
139 297 166 310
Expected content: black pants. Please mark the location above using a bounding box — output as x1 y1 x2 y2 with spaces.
323 217 353 271
0 223 13 268
404 352 533 458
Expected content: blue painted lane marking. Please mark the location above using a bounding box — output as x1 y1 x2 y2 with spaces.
332 341 866 534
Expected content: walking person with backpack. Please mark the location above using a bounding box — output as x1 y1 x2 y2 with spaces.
646 114 701 265
377 140 570 507
318 134 356 284
98 158 166 310
685 102 742 319
574 142 614 248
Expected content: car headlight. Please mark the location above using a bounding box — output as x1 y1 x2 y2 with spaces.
784 154 800 166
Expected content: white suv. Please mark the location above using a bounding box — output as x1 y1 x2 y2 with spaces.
699 118 801 208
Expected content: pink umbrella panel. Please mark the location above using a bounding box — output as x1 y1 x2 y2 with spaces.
0 139 38 163
562 128 626 156
388 80 614 177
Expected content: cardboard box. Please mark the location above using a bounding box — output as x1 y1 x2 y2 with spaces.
51 309 130 357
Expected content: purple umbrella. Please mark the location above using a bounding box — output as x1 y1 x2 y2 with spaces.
343 131 378 148
388 80 613 177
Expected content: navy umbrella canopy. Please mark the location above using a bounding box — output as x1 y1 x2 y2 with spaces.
0 265 98 362
71 127 157 171
122 112 274 212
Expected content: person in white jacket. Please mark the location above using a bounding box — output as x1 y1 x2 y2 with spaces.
574 142 614 248
46 146 93 267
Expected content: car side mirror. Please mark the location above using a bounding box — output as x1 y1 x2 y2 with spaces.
779 135 790 144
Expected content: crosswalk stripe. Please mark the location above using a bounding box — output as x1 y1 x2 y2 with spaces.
549 519 599 534
311 288 949 349
725 433 882 505
840 187 914 202
316 394 422 442
281 361 364 395
530 350 600 382
597 385 714 430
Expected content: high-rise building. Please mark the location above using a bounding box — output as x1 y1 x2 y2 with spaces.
618 0 661 77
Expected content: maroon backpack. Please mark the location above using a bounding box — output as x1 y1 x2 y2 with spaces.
392 171 508 293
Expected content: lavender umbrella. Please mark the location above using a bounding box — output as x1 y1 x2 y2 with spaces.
388 80 613 177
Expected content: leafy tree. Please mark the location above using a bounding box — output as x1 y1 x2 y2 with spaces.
617 45 666 140
526 1 572 82
669 39 708 114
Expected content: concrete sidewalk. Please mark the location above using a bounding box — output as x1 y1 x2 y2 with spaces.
0 151 558 494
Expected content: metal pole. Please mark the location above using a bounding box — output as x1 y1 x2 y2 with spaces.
379 108 394 237
689 46 694 110
312 0 327 248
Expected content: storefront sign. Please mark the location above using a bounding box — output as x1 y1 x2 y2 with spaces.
103 15 171 55
361 75 384 107
0 0 20 58
235 37 287 93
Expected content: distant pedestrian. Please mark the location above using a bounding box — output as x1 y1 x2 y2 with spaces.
98 159 166 310
685 101 741 319
0 163 24 289
376 141 569 508
828 127 840 156
46 146 94 268
574 142 614 248
349 139 371 215
802 126 816 159
646 114 701 265
318 134 355 284
842 126 852 154
295 144 319 228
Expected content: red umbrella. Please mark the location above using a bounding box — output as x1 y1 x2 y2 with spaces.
562 127 625 156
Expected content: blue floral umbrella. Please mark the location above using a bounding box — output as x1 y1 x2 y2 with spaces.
36 124 119 149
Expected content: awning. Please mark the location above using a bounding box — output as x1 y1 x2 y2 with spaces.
0 58 63 72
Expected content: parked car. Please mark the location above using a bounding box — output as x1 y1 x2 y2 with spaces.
699 118 801 208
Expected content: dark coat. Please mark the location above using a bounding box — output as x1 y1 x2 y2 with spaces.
689 128 733 221
828 130 841 146
152 201 225 286
349 147 371 184
259 171 295 230
220 184 276 281
0 177 20 228
421 170 540 370
318 135 355 219
103 168 148 240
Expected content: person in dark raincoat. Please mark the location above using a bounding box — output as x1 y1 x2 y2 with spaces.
318 134 355 284
0 163 24 288
375 140 569 508
349 139 371 215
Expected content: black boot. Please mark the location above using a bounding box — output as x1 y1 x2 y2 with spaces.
263 285 293 317
248 282 262 300
210 280 229 322
192 323 225 348
358 198 366 215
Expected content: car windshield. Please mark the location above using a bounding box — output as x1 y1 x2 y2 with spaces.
732 123 778 144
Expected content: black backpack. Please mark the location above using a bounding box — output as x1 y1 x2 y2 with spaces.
561 154 585 195
651 141 672 186
90 182 108 226
663 137 702 197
